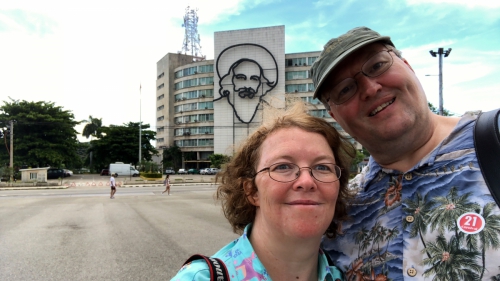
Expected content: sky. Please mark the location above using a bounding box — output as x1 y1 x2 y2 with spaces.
1 0 499 142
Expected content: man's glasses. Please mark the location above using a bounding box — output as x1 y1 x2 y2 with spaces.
325 50 394 105
254 162 341 183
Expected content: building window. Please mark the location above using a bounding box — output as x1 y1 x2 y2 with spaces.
157 138 164 142
198 101 213 110
174 78 198 90
30 173 37 180
157 94 164 100
175 66 197 78
157 72 164 79
198 64 214 73
285 71 308 80
157 126 164 133
157 83 164 90
308 56 318 65
285 84 307 93
286 57 307 67
309 109 328 118
301 96 322 105
157 116 164 121
157 105 164 111
307 83 315 92
198 77 214 86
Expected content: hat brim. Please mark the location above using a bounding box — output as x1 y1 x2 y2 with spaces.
313 36 392 100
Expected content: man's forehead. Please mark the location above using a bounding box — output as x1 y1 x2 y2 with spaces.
329 43 385 78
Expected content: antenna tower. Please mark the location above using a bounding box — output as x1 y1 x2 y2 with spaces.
181 6 204 60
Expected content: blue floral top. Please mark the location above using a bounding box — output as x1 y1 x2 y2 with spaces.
171 224 344 281
322 111 500 281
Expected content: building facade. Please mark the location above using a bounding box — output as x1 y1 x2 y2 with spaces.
155 25 357 170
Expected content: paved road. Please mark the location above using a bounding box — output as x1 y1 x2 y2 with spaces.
0 184 239 280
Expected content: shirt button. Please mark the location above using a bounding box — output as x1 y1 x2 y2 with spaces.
406 215 415 223
407 267 417 277
404 173 413 180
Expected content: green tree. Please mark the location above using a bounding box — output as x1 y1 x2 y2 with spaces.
422 234 481 280
87 122 157 170
162 145 182 170
403 192 436 258
209 153 230 169
428 102 453 116
474 202 500 279
82 115 103 139
0 99 81 168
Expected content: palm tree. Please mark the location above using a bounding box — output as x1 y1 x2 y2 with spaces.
428 187 479 239
354 226 369 258
422 234 481 280
384 225 399 256
82 115 103 139
476 202 500 279
403 192 435 258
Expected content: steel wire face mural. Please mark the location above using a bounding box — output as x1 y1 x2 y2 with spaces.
215 43 278 124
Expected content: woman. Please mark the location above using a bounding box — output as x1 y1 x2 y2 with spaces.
171 103 355 280
162 174 171 195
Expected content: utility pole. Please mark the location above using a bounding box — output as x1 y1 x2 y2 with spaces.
139 84 142 168
429 48 452 116
9 120 13 171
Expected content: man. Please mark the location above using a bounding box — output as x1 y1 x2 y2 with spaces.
110 173 116 199
310 27 500 280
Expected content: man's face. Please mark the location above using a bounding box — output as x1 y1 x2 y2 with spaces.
322 43 429 150
232 62 262 99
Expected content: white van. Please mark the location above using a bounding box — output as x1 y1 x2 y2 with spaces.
109 162 140 177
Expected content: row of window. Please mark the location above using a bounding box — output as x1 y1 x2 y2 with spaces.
309 109 329 118
175 89 214 101
301 96 322 105
175 113 214 124
285 56 318 67
285 71 309 81
175 102 213 113
285 83 315 93
175 77 214 90
175 138 214 147
175 126 214 136
175 65 214 78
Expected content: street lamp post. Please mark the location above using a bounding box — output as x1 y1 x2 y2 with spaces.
429 48 452 116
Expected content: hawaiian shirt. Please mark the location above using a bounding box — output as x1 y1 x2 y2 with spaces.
172 224 344 281
321 111 500 280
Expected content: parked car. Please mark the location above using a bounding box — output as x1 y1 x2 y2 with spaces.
100 169 110 176
206 168 219 175
63 169 73 177
177 168 187 174
165 168 176 175
200 168 208 175
187 168 199 174
47 168 65 179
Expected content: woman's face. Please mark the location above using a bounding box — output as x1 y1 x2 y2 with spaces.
250 127 340 240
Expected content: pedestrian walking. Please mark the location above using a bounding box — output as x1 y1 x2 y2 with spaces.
110 173 117 199
161 174 170 195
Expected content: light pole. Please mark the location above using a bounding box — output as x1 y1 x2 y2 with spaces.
429 48 452 116
139 84 142 169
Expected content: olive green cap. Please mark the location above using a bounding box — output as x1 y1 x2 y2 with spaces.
310 27 394 100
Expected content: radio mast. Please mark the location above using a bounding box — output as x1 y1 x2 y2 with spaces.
180 6 204 60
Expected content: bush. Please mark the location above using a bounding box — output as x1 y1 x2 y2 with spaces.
140 172 162 179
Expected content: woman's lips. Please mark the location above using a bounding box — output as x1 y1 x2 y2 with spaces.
287 200 320 205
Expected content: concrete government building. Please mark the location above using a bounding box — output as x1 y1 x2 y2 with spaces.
155 25 358 170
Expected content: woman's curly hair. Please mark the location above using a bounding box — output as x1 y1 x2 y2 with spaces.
216 102 356 238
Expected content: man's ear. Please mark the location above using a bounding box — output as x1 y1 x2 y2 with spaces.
328 110 335 119
244 180 259 207
402 58 415 73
